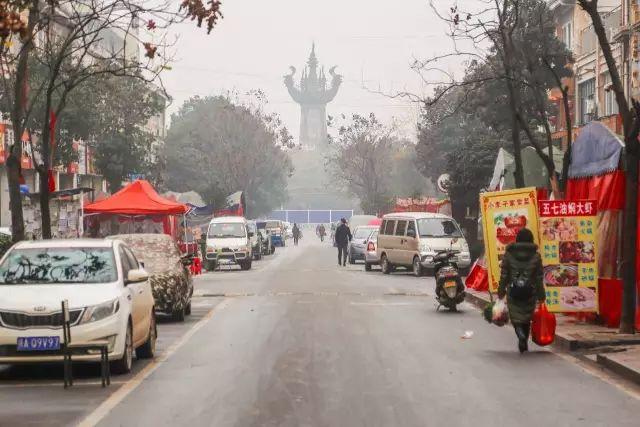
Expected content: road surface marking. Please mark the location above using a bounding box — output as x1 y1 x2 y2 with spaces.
77 298 233 427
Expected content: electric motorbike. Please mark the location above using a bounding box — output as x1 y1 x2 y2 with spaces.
434 249 466 311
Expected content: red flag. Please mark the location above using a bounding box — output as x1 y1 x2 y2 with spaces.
47 169 56 193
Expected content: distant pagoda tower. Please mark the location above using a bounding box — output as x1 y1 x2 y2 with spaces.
284 43 342 149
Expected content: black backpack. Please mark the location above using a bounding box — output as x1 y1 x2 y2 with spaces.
509 269 534 301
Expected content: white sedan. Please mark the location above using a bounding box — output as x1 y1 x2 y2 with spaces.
0 239 156 374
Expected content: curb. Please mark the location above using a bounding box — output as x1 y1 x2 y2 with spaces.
596 351 640 386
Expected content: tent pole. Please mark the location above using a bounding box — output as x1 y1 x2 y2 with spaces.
79 190 84 237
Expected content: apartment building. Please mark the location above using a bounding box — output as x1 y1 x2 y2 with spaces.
548 0 636 144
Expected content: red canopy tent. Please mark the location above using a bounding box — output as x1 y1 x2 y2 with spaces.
85 180 187 216
84 180 188 238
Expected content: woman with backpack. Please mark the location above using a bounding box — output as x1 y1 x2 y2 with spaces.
497 228 546 353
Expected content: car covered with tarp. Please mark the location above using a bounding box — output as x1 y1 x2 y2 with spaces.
110 234 194 321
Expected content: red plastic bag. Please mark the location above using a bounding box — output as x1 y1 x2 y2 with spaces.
531 304 556 346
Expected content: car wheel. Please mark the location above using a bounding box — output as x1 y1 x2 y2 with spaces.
365 262 372 272
271 246 275 255
413 256 423 277
381 255 391 275
111 321 133 374
185 300 192 315
136 313 157 359
173 304 186 321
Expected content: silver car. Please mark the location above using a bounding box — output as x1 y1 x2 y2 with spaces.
348 226 378 264
364 229 380 271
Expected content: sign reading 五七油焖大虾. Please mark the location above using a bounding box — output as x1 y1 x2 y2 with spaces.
538 200 599 313
480 187 540 293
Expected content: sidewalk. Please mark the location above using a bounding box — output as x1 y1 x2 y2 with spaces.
465 289 640 385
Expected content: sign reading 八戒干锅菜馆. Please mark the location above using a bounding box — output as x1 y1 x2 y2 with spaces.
538 200 599 313
480 187 540 293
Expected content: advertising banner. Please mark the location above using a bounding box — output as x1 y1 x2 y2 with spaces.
538 200 599 313
480 187 539 292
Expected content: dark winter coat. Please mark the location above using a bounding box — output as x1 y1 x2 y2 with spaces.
334 223 352 246
292 226 301 238
497 242 546 324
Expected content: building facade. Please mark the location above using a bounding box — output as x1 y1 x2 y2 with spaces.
548 0 634 143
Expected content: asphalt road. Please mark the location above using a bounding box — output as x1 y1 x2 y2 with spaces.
1 238 639 426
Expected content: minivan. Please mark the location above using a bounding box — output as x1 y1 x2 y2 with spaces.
205 216 253 270
377 212 471 276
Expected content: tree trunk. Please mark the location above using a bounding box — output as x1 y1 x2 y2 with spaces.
39 102 53 239
6 153 24 243
620 144 638 334
7 3 39 243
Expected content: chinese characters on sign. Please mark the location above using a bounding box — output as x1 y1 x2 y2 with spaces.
538 200 599 313
480 188 540 292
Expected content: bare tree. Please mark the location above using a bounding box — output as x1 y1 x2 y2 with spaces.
0 0 223 240
577 0 638 334
327 113 396 214
415 0 571 194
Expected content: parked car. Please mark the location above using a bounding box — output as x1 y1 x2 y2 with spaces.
205 216 253 270
110 234 194 321
377 212 471 277
0 239 156 374
256 222 275 255
348 225 378 264
348 215 378 230
263 220 286 247
247 221 263 260
364 229 380 271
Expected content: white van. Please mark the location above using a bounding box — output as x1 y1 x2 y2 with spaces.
205 216 253 270
377 212 471 276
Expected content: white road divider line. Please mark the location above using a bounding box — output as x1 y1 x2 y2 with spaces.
77 298 233 427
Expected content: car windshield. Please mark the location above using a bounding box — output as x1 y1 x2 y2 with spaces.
417 218 463 238
354 228 374 239
0 247 117 284
208 223 246 238
247 223 257 233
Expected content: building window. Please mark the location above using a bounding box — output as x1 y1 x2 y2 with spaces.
578 78 596 125
562 22 572 50
602 73 619 117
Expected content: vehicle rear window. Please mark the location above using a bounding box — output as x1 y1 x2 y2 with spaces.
384 220 396 235
354 228 373 240
0 247 117 284
395 221 407 236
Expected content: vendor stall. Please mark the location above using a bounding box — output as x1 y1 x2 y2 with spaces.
83 180 188 238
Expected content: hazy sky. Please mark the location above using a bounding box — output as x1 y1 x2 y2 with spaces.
162 0 460 141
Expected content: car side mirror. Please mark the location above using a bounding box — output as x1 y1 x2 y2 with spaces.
407 229 416 238
125 269 148 285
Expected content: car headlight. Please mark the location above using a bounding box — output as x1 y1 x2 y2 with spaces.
79 299 120 324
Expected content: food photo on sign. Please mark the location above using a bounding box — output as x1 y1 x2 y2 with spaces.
538 200 599 313
480 187 540 292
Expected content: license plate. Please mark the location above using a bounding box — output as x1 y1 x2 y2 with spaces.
444 281 457 289
17 336 61 351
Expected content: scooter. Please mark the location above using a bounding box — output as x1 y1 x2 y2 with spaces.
434 249 466 311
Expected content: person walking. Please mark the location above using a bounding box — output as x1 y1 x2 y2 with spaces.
334 218 352 266
292 223 301 246
318 223 326 242
497 228 546 353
